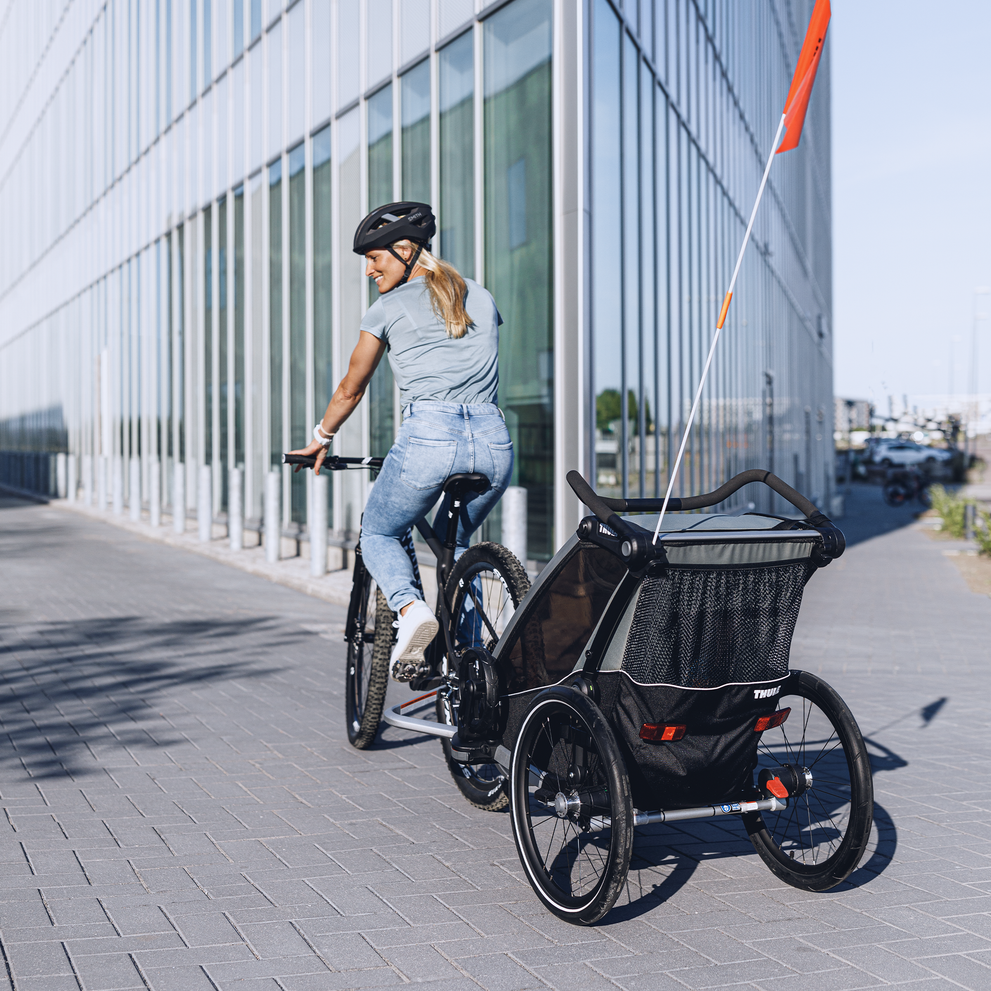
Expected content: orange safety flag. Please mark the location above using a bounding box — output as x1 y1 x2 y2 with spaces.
776 0 831 154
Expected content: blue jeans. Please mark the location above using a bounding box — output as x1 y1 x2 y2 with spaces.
361 401 514 614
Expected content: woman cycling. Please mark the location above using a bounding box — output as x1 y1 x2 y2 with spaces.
289 202 513 682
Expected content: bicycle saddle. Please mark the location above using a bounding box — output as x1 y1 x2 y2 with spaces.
443 472 490 495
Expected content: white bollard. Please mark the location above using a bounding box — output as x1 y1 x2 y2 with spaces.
66 454 77 503
129 457 141 521
198 464 213 542
97 455 108 509
264 470 281 563
502 485 528 568
56 453 67 498
112 456 124 515
149 461 161 527
82 454 93 506
229 467 244 551
172 462 186 534
309 471 329 577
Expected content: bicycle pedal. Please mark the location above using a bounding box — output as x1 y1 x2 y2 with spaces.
390 659 419 683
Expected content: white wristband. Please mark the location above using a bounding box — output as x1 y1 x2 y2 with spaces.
313 423 335 448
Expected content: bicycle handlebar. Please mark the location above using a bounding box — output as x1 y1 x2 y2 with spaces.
282 454 385 470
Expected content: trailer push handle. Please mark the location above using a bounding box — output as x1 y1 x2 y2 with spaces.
566 468 844 565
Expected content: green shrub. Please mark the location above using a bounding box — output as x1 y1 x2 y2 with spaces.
929 485 968 538
975 511 991 557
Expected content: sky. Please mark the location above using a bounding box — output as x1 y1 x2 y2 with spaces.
830 0 991 408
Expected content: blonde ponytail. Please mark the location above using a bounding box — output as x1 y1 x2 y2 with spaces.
393 241 472 339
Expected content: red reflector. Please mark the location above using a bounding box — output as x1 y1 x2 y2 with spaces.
764 777 789 799
754 707 792 732
639 723 687 742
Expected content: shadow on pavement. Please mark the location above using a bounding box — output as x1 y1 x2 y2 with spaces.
836 482 925 547
0 616 291 779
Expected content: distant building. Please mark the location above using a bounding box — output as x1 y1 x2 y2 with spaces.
834 398 872 434
0 1 834 557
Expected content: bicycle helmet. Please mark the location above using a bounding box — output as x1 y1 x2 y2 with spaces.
353 201 437 287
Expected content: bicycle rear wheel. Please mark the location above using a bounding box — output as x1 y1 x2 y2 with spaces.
438 542 530 810
745 670 874 890
345 574 394 750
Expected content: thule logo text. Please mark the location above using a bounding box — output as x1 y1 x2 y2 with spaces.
753 686 781 699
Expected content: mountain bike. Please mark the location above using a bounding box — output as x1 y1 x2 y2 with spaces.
283 453 529 810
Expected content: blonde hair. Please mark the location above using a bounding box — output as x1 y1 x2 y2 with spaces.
393 240 472 339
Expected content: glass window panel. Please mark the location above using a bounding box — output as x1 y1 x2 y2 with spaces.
233 0 244 58
438 0 473 38
219 195 229 509
249 46 263 171
313 125 333 527
216 72 228 192
203 0 211 86
400 0 430 65
439 31 473 277
213 0 227 76
640 65 656 496
484 0 553 560
367 85 393 209
288 143 306 523
204 206 213 466
286 2 304 144
366 0 393 86
311 0 331 125
336 108 363 532
268 160 282 468
591 0 621 498
401 61 431 203
267 21 282 159
250 0 261 41
250 174 263 515
622 37 640 497
655 92 669 491
337 0 359 108
234 186 245 468
367 86 395 463
190 0 197 102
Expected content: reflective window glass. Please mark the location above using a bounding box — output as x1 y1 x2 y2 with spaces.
592 0 621 498
439 30 474 277
484 0 554 560
401 60 431 203
288 143 306 523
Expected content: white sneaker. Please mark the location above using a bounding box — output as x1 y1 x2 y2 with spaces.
389 600 439 682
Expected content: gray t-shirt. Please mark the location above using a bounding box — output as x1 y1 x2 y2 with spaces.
359 276 501 406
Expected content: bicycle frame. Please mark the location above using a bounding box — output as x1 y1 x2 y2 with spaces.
283 452 471 687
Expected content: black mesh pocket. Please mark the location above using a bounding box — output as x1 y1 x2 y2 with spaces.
621 563 809 687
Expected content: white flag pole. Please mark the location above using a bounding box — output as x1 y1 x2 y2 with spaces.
652 112 788 543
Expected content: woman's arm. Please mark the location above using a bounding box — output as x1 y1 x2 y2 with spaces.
287 330 387 474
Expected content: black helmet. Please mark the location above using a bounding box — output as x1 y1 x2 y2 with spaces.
353 202 436 288
353 201 436 254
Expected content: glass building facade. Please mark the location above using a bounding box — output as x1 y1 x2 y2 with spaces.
0 0 833 563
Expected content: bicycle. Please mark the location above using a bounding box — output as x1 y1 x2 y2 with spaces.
882 466 932 508
283 452 530 810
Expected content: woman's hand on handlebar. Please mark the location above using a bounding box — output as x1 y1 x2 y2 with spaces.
288 439 330 475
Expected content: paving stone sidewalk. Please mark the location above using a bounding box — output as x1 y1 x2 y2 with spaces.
0 486 990 990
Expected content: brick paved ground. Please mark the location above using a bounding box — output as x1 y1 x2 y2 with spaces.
0 486 989 990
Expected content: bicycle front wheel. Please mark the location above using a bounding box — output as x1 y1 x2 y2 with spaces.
744 670 874 891
438 542 530 811
345 576 394 750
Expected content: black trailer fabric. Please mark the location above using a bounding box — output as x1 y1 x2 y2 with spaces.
598 673 786 811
